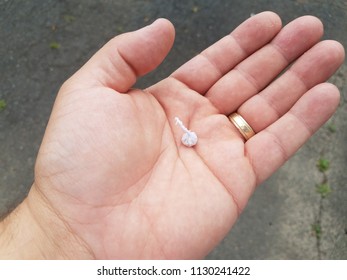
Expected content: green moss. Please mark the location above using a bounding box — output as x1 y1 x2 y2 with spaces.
63 14 76 23
49 42 60 49
0 99 6 111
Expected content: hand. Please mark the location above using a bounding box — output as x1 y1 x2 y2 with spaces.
0 12 344 259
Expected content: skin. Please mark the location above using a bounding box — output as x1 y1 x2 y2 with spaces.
0 12 344 259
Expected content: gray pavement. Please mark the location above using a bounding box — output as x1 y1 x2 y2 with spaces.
0 0 346 259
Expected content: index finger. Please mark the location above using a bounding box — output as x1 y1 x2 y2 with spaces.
171 11 282 94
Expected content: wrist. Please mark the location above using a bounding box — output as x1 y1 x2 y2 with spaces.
0 183 93 259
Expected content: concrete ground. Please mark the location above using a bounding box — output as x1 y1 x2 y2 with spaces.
0 0 346 259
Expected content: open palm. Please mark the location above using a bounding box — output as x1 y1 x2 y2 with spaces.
32 12 344 259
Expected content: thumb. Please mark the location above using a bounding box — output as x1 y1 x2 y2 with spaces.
65 18 175 92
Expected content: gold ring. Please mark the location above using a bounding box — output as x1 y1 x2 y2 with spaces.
228 113 255 140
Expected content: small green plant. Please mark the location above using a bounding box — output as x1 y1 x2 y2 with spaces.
316 183 332 198
317 158 330 173
312 223 322 239
49 42 61 49
327 123 337 133
0 99 6 111
63 14 76 23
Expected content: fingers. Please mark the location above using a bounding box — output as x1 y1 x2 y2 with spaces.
64 19 175 92
238 40 345 132
246 83 340 184
207 16 324 114
171 11 282 93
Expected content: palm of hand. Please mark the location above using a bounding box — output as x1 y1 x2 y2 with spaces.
32 13 343 259
36 81 248 259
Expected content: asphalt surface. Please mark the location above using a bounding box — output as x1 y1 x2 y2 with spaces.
1 0 346 259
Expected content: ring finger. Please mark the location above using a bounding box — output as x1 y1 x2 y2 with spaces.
237 40 345 133
206 16 323 114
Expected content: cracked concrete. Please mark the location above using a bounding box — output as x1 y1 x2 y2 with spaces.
1 0 346 259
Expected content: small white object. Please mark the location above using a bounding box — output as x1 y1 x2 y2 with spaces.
175 117 198 147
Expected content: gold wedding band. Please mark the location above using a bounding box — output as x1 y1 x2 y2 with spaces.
228 113 255 141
